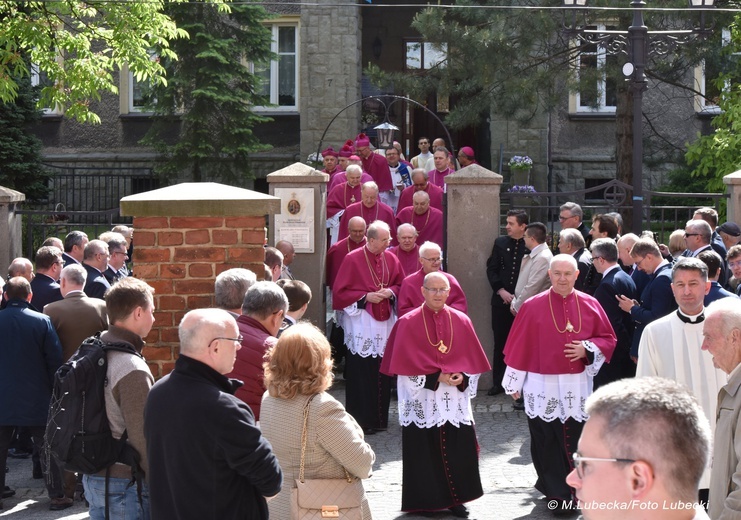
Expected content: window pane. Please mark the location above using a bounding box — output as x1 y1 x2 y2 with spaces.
278 27 295 53
424 43 446 69
406 42 422 70
254 63 271 98
278 55 296 106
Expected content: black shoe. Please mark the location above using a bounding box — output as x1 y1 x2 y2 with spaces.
363 428 377 435
449 504 469 518
2 486 14 499
487 385 504 396
513 397 525 411
7 448 31 459
49 497 73 511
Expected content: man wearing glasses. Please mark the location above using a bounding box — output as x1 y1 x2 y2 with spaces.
145 308 282 520
81 239 112 300
566 377 711 519
227 281 288 422
99 231 130 285
617 238 676 360
559 202 591 248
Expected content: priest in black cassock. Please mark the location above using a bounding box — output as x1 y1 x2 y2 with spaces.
381 272 491 518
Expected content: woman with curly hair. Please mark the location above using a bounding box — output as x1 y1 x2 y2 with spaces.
260 323 376 519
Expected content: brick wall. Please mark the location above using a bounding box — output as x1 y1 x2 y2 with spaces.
132 215 267 378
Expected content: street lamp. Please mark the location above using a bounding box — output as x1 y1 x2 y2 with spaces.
563 0 714 233
374 120 400 149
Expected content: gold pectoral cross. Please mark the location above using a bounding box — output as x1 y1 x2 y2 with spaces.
350 195 356 203
437 341 448 354
565 320 574 333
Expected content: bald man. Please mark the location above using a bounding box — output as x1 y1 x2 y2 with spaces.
275 240 295 280
395 190 443 248
145 309 282 520
337 182 396 242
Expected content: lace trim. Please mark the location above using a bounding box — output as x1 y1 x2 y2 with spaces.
341 306 396 358
502 341 604 423
396 374 480 428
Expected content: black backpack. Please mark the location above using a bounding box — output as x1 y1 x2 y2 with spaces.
45 333 142 474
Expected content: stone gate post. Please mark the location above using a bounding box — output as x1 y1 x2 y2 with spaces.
724 170 741 225
445 165 503 391
0 186 25 276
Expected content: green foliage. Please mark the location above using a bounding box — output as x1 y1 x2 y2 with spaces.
140 2 274 183
0 0 207 123
0 70 50 200
686 14 741 192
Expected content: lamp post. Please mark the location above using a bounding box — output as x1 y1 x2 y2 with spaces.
563 0 714 233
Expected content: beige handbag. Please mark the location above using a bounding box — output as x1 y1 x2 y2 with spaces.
290 395 364 520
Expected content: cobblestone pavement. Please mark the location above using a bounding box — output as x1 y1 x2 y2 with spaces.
1 379 573 519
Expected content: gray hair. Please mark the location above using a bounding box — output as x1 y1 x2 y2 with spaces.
685 219 712 244
706 297 741 337
671 257 708 282
559 228 585 249
559 202 583 220
215 268 257 310
418 241 442 258
61 264 87 286
590 238 618 263
397 223 418 237
83 239 109 260
367 220 390 240
242 281 289 320
549 253 577 270
361 181 379 194
411 168 428 181
586 377 710 499
98 232 128 252
345 164 362 176
64 230 88 253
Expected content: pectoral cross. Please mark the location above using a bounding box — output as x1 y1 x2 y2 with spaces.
565 320 574 333
436 341 448 354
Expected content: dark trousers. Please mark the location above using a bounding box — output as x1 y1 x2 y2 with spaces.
345 353 390 430
491 304 515 387
0 425 65 497
527 416 582 502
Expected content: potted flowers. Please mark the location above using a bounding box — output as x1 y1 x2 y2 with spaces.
508 155 533 186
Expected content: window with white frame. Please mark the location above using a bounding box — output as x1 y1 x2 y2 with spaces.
252 23 298 112
571 24 618 114
122 50 159 114
404 41 447 70
31 63 62 115
696 28 734 113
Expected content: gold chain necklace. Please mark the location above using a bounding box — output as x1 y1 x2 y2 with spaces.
549 290 582 334
363 247 388 289
422 306 454 354
412 209 431 232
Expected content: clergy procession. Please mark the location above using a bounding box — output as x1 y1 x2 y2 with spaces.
322 132 741 519
6 135 741 520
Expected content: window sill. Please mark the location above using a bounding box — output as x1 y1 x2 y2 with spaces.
568 112 617 121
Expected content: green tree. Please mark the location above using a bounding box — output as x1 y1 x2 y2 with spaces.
0 0 202 123
0 71 49 200
140 2 274 183
685 15 741 192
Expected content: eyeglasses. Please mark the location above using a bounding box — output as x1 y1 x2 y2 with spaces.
592 256 603 262
421 257 442 263
633 256 646 267
211 335 244 344
423 286 450 295
684 233 700 238
111 251 128 257
572 453 635 479
729 260 741 268
559 214 576 222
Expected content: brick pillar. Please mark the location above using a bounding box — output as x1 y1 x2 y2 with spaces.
120 182 280 377
444 164 503 390
0 186 25 276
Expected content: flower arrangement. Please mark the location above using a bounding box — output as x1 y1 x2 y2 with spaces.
508 155 533 171
508 185 537 194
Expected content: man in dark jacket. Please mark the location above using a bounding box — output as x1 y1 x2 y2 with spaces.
0 278 70 510
144 308 282 520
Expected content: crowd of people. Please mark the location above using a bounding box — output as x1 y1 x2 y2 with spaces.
4 135 741 520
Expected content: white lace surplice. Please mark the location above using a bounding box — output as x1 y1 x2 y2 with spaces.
342 303 396 358
502 340 604 423
397 374 480 428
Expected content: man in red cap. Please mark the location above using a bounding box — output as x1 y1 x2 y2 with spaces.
502 254 617 514
397 241 467 317
337 182 396 242
328 153 373 191
395 191 443 248
355 132 394 199
337 139 354 172
396 169 444 214
381 271 490 518
457 147 477 167
333 220 404 434
321 146 340 179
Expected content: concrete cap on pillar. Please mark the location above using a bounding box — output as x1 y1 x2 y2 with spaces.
0 186 26 204
443 164 503 186
267 162 329 184
120 182 281 217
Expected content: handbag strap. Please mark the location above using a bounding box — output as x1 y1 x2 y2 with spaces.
298 394 352 484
